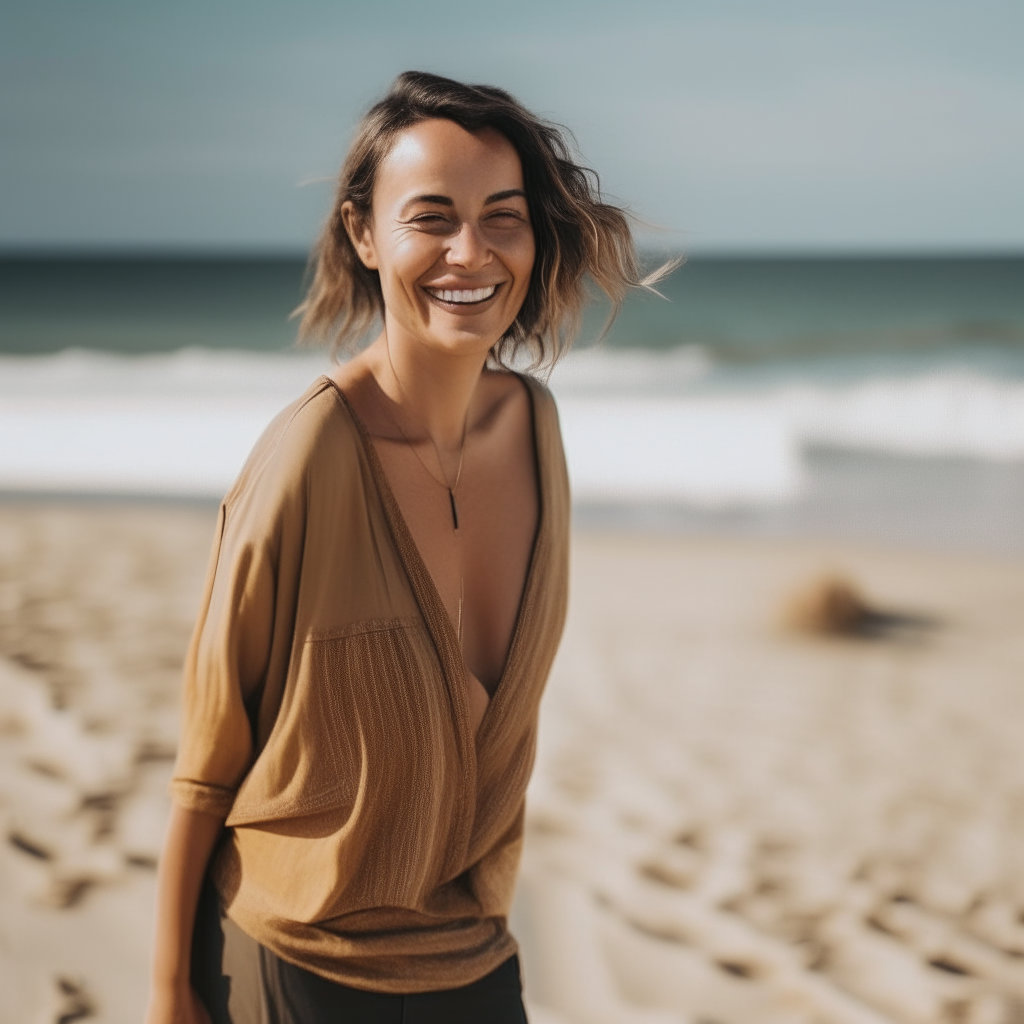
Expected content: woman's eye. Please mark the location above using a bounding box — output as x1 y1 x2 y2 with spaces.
488 210 525 224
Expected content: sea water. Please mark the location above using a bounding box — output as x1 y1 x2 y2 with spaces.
1 255 1022 550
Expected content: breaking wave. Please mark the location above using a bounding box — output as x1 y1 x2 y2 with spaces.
2 348 1023 505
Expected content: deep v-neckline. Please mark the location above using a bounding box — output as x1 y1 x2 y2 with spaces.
324 374 546 745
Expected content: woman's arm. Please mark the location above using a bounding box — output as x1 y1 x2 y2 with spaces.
144 804 226 1024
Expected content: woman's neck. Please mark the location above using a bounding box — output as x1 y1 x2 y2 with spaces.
366 326 489 455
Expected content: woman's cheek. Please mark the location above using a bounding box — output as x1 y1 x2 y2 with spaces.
513 236 536 293
514 232 536 278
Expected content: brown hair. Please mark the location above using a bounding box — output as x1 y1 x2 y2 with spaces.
297 70 675 368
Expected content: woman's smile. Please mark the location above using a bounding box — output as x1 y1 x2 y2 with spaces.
422 282 503 308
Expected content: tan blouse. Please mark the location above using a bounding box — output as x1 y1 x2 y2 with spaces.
170 373 569 993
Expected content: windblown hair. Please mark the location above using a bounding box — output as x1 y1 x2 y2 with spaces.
297 70 676 368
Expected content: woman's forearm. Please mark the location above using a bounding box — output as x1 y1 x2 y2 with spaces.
150 803 226 989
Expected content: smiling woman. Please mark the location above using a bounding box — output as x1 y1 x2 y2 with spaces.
298 70 668 367
144 71 670 1024
338 120 537 370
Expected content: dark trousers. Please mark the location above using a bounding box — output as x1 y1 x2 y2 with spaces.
192 878 529 1024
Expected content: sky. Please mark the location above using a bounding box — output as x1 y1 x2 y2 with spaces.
1 0 1022 254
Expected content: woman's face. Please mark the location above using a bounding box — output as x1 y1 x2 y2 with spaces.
345 118 535 358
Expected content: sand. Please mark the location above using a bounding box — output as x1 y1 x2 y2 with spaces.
0 502 213 1023
1 501 1023 1024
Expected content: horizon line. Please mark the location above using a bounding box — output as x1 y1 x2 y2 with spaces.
2 246 1023 262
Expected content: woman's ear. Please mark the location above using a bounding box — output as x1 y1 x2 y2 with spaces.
341 201 378 270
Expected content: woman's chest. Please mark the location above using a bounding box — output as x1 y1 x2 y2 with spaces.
373 414 539 698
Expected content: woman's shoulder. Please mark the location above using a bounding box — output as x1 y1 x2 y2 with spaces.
517 371 557 414
506 372 564 449
223 375 360 515
480 368 557 421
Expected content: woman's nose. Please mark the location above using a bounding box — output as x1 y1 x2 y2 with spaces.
445 222 490 270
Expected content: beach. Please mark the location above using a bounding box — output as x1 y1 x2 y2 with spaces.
0 501 213 1024
2 248 1022 1024
2 500 1023 1023
3 1 1021 1012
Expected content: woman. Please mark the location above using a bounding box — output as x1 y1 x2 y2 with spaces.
145 71 666 1024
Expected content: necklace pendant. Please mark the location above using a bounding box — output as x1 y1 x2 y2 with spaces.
448 489 460 531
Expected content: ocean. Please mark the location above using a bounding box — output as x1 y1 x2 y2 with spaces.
2 254 1022 551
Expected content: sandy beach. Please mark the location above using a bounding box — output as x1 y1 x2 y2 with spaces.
1 500 1023 1024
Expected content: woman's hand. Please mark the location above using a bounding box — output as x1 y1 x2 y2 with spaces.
143 982 212 1024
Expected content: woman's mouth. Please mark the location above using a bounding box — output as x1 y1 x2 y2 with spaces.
423 284 500 305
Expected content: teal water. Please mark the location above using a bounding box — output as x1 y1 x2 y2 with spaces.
1 255 1022 372
0 257 308 354
608 255 1024 362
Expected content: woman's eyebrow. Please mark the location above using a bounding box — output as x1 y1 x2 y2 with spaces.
407 194 453 207
398 194 454 217
485 189 527 204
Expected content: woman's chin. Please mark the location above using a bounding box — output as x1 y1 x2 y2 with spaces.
414 318 511 358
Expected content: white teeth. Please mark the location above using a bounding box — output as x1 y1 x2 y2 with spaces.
428 285 497 304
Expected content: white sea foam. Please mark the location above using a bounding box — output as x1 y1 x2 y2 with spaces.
0 349 332 495
1 348 1023 504
557 397 804 504
553 350 1024 503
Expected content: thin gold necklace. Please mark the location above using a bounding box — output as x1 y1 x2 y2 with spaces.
382 337 469 644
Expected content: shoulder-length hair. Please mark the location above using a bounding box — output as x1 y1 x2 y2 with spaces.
297 70 675 369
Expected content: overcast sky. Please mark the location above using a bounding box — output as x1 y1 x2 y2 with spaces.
2 0 1021 254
